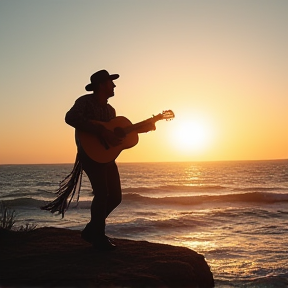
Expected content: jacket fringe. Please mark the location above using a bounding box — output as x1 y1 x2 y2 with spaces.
41 154 83 217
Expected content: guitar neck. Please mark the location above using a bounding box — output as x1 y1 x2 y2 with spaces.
122 110 174 135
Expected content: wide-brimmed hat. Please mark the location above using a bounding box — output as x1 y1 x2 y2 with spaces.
85 70 119 91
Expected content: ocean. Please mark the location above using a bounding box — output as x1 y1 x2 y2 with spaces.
1 160 288 287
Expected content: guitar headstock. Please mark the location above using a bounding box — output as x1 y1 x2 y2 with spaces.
151 110 175 123
160 110 175 121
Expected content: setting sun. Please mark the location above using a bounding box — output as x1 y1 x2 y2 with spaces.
170 115 214 153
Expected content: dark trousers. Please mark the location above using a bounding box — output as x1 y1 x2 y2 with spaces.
78 146 122 239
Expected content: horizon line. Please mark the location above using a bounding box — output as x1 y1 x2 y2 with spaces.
1 158 287 166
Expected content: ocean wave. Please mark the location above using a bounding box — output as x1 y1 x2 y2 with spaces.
2 197 47 208
3 191 288 210
123 191 288 205
123 184 287 195
233 187 287 192
123 184 227 193
36 182 57 187
1 189 50 199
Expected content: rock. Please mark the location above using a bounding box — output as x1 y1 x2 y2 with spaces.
0 227 214 287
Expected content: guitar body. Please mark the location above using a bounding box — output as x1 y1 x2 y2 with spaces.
77 116 139 163
76 110 174 163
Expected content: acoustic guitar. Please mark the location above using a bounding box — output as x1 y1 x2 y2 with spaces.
77 110 175 163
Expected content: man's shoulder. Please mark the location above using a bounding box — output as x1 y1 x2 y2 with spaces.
75 94 93 102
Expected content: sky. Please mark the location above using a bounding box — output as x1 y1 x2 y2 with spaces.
0 0 287 164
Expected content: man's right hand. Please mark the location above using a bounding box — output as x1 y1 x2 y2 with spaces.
100 128 123 147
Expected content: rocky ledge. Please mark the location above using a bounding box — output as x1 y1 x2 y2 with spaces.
0 227 214 287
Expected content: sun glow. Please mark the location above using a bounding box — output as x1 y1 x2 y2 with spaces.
170 115 213 153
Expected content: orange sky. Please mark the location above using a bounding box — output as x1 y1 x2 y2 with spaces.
1 1 287 164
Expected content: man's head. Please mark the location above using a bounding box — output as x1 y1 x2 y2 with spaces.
85 70 119 92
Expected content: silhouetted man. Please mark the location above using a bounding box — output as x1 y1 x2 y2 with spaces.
43 70 155 250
